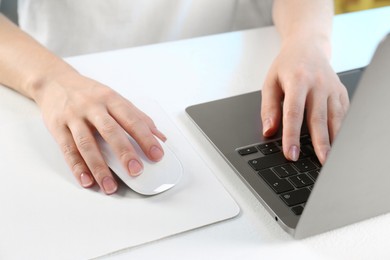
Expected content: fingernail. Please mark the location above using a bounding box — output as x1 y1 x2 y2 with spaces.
156 129 167 142
288 145 299 161
102 176 118 194
320 148 330 164
150 145 164 161
162 133 167 141
152 127 167 142
80 172 94 187
263 118 272 135
128 160 143 176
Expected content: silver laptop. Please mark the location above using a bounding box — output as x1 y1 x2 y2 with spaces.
186 33 390 238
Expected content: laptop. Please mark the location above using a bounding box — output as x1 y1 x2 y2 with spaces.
186 33 390 238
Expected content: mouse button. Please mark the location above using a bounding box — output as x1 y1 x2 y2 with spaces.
129 144 183 195
96 132 183 195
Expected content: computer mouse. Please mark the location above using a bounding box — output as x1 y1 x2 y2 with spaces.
96 133 183 195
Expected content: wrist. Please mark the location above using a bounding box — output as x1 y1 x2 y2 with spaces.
25 64 79 104
281 32 332 60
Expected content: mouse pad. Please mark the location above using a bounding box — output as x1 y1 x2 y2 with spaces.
0 99 239 260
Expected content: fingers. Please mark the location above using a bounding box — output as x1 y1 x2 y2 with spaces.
262 73 307 162
281 84 307 162
37 74 167 195
53 102 166 195
70 122 119 194
327 85 350 143
261 71 283 137
79 99 166 194
262 68 307 162
108 102 165 162
54 122 118 195
306 90 330 164
306 78 349 165
90 110 144 177
306 90 350 167
56 126 95 188
261 55 350 165
260 41 351 165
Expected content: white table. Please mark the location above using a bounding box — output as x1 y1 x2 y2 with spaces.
1 7 390 260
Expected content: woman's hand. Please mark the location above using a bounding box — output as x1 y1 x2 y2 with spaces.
33 71 166 194
0 15 166 195
261 39 349 165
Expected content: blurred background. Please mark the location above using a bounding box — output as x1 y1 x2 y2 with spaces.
335 0 390 13
1 1 390 24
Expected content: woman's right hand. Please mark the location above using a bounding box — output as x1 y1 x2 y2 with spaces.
33 71 167 194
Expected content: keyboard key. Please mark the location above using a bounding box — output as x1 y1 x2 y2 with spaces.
291 205 304 215
260 146 280 155
300 145 315 157
259 169 294 194
308 169 320 181
273 164 298 178
248 152 290 171
289 174 314 188
293 158 317 172
238 146 258 156
280 188 311 206
257 142 276 150
310 156 322 167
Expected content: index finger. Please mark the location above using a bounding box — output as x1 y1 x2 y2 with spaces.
282 86 307 161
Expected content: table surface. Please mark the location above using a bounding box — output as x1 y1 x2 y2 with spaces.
1 7 390 260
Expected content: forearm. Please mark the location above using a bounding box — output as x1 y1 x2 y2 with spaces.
0 15 168 195
272 0 334 59
0 14 77 101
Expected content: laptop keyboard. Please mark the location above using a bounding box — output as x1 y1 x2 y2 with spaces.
237 135 321 216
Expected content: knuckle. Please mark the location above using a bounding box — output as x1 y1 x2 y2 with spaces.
59 143 87 175
70 93 90 110
61 142 77 157
70 160 87 175
118 147 134 162
294 66 307 80
284 105 302 120
309 112 327 125
262 102 279 114
99 117 117 136
75 134 94 152
329 108 345 121
139 113 154 126
310 108 327 123
288 66 326 89
313 71 326 87
90 163 108 179
340 89 350 106
290 65 310 84
126 116 144 131
97 87 117 101
340 85 349 96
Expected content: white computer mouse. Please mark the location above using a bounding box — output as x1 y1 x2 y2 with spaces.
96 133 183 195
